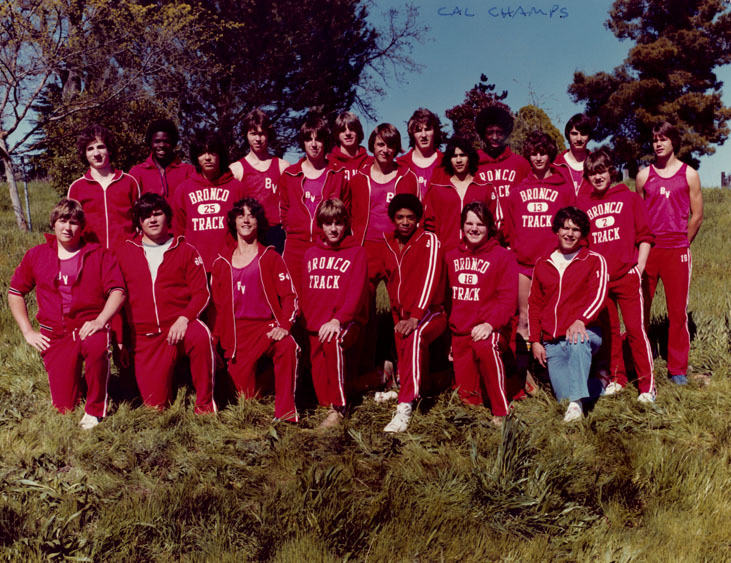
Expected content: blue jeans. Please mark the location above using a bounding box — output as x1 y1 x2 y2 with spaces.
544 328 602 402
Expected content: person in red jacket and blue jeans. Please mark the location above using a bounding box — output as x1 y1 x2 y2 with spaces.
116 193 216 414
210 197 299 422
301 199 368 429
9 198 126 429
529 207 608 422
447 201 517 426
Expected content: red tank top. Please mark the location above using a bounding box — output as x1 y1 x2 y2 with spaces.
303 174 327 218
238 157 282 227
58 253 81 315
365 176 398 242
232 257 273 320
643 163 690 248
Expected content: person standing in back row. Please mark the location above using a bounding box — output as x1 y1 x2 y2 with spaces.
636 121 703 385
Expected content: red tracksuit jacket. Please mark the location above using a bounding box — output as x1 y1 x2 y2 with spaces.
423 176 501 253
476 147 531 202
396 149 444 200
67 169 140 251
446 238 518 336
528 247 608 342
301 235 368 331
171 171 246 271
327 146 371 182
350 164 418 245
9 235 126 334
129 155 195 202
503 168 575 268
577 183 654 280
210 243 299 359
116 235 209 335
278 158 350 242
382 228 445 320
553 150 592 198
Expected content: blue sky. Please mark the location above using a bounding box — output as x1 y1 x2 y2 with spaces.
356 0 731 186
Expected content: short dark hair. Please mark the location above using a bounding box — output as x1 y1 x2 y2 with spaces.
652 121 681 154
227 198 268 243
407 108 443 149
368 123 402 154
299 114 332 153
49 197 85 230
316 198 350 228
144 119 180 147
523 130 557 162
460 200 497 239
190 129 230 172
332 112 364 146
441 137 479 176
388 193 423 221
583 148 618 180
243 108 275 144
565 113 594 140
476 105 514 139
77 124 116 166
552 206 590 238
133 193 173 231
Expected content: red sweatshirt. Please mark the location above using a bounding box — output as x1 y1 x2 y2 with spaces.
301 235 368 331
171 171 246 271
278 158 350 242
382 228 445 320
67 169 140 251
116 235 209 335
129 155 195 202
446 238 518 336
553 150 592 198
577 183 654 280
210 243 299 359
327 146 371 182
9 235 126 334
423 176 501 253
528 247 608 342
476 146 531 202
350 164 418 245
503 168 575 268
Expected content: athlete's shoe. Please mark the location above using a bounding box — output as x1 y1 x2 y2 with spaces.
563 400 583 422
79 413 100 430
374 390 399 403
603 382 625 396
671 375 688 385
319 409 343 429
384 402 412 433
637 392 655 404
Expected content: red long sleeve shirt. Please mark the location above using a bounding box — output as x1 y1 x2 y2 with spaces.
476 147 531 203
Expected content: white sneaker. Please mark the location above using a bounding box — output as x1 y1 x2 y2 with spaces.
79 413 100 430
563 401 583 422
384 402 412 433
603 382 624 396
637 392 655 404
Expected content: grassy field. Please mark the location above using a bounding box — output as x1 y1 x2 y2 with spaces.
0 182 729 561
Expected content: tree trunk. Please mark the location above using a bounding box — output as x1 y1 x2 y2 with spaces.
0 137 29 231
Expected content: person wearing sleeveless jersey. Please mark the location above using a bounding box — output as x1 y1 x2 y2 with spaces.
553 113 593 198
578 149 655 402
397 108 444 201
129 119 194 203
229 109 290 253
210 198 299 422
68 125 140 253
327 111 370 182
636 121 703 385
447 201 517 426
423 137 500 254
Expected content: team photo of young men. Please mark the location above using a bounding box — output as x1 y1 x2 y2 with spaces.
9 106 704 429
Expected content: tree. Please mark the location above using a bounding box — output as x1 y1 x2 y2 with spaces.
0 0 202 229
568 0 731 174
511 105 566 157
445 74 509 147
156 0 426 160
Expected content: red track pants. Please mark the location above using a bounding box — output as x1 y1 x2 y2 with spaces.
309 322 360 408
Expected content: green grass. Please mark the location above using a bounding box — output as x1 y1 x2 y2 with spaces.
0 183 729 561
